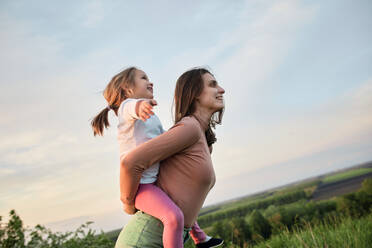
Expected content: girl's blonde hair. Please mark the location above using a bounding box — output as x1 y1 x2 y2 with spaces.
91 67 138 136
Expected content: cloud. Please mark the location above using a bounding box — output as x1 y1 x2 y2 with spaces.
214 0 317 105
44 207 132 233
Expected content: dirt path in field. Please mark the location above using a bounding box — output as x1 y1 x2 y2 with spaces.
311 172 372 201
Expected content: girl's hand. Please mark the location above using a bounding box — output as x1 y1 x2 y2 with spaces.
123 203 137 215
136 99 158 121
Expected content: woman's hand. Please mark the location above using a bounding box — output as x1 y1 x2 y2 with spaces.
123 203 137 215
136 99 157 121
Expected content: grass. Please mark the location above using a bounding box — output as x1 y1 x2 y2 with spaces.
254 214 372 248
322 168 372 184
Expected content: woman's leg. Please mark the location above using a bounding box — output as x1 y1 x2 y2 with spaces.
135 183 184 248
115 211 164 248
189 221 207 244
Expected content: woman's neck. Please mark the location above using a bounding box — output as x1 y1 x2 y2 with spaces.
192 108 212 131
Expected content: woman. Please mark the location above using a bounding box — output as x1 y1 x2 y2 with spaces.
116 67 225 247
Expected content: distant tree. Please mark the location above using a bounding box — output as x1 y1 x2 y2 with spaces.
248 210 272 241
337 193 363 217
198 190 307 227
0 209 114 248
263 205 277 218
0 209 26 248
355 191 372 214
210 220 229 241
361 178 372 195
335 179 372 217
278 207 293 228
229 217 251 247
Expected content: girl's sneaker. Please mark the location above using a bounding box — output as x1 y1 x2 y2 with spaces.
196 237 224 248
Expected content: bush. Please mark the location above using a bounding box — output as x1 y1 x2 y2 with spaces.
209 220 229 241
337 191 372 218
0 210 114 248
248 210 271 241
208 217 251 247
361 178 372 195
229 217 251 247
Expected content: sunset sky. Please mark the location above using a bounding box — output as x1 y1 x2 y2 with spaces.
1 0 371 232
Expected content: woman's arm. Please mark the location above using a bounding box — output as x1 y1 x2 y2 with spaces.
120 118 201 207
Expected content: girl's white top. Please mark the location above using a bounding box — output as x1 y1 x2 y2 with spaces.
117 98 165 184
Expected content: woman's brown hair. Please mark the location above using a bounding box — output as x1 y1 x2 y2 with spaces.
174 67 224 146
91 67 138 136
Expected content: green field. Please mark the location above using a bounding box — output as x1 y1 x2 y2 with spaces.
322 168 372 184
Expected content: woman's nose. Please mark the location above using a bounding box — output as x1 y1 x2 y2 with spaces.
218 86 225 94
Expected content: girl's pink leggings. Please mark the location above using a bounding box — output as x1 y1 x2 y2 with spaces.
135 183 207 248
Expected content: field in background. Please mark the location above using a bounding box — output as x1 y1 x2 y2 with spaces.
105 161 372 245
2 161 371 247
182 161 372 247
322 167 372 183
192 161 372 225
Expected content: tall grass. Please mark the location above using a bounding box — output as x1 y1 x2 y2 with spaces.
254 214 372 248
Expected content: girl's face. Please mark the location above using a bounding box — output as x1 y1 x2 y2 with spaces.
196 73 225 112
128 70 154 99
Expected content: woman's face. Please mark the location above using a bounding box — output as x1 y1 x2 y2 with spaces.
197 73 225 112
128 70 154 99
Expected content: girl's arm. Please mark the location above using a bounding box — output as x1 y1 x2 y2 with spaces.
120 117 201 208
121 99 157 122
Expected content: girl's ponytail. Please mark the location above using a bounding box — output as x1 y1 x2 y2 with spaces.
91 107 111 136
91 67 137 136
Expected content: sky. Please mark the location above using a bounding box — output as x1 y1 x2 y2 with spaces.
1 0 371 233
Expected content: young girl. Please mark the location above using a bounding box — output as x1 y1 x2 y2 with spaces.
91 67 223 248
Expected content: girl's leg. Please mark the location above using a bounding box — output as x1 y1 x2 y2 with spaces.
189 221 207 244
135 183 184 248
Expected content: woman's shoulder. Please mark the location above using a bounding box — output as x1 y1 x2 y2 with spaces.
177 116 201 129
172 116 202 139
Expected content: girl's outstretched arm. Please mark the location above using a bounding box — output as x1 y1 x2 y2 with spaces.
120 118 201 210
121 98 157 122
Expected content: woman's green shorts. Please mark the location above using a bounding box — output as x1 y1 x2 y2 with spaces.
115 211 191 248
